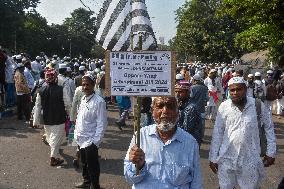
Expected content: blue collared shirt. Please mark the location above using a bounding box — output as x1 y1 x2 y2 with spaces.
124 125 203 189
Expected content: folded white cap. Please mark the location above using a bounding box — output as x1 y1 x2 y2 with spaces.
254 72 261 77
176 74 184 80
248 74 254 78
228 77 246 86
16 55 22 60
209 69 216 73
79 66 85 71
59 64 67 69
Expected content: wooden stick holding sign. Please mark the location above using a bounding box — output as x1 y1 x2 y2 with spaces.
134 35 143 175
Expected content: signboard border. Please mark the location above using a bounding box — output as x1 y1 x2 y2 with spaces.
104 50 176 97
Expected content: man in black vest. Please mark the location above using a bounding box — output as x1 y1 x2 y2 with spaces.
33 68 71 166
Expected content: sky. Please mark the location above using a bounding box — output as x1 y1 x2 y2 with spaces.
36 0 186 44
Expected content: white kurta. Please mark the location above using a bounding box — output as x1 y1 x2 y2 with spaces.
204 77 224 106
67 77 76 101
246 87 254 97
254 79 266 96
276 97 284 115
75 93 108 149
204 78 217 107
209 97 276 188
31 60 42 80
246 80 254 97
215 77 224 95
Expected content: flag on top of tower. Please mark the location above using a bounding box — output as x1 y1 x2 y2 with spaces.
96 0 157 51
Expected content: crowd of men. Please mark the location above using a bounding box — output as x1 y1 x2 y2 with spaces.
0 49 107 189
0 46 283 189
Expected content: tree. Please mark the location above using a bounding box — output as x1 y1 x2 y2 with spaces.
222 0 284 61
173 0 246 63
0 2 105 58
0 0 39 52
63 8 98 57
20 11 50 57
45 24 70 57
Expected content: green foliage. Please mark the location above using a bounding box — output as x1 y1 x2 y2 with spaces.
173 0 284 63
0 2 104 58
64 8 96 37
173 0 245 63
62 8 98 57
222 0 284 61
91 44 105 59
21 11 50 56
45 24 70 57
0 0 39 52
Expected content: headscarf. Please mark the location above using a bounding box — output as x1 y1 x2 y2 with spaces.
45 68 58 84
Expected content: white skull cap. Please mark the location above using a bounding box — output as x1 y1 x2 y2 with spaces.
59 64 67 69
248 74 254 78
254 72 261 77
228 77 246 86
176 74 184 80
79 66 85 71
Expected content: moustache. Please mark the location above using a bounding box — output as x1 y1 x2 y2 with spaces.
156 120 176 132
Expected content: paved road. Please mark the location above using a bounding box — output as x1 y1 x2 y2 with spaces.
0 104 283 189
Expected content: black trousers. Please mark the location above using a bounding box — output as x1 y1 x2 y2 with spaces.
278 177 284 189
80 143 100 189
17 94 31 121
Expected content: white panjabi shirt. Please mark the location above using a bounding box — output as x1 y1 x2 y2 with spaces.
204 77 224 107
209 97 276 170
75 93 108 148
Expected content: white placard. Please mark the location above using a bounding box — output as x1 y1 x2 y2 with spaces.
109 51 172 96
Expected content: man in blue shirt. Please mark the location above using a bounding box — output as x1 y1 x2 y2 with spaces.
115 95 131 130
124 97 203 189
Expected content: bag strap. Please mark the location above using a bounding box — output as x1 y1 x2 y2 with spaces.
255 98 262 128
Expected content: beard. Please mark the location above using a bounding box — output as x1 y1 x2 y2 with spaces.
232 96 247 106
156 120 176 132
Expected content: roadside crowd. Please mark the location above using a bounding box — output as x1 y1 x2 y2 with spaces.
0 47 283 189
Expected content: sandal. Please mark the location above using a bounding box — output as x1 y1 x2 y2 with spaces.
42 135 49 146
30 125 40 129
50 157 64 166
